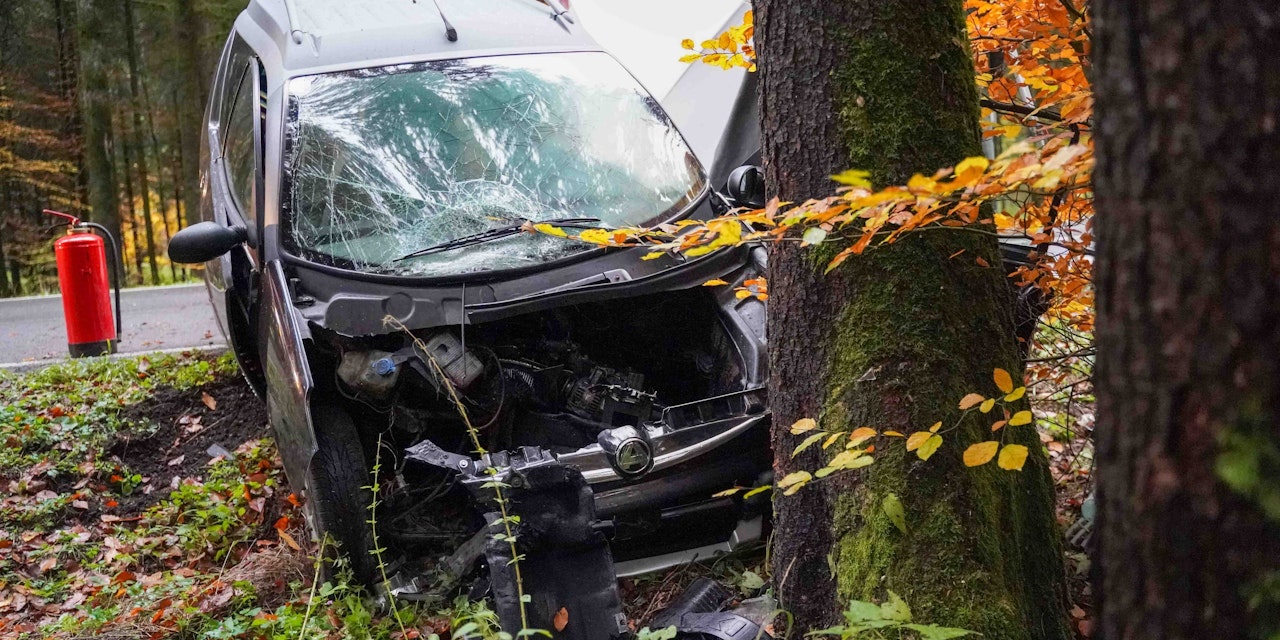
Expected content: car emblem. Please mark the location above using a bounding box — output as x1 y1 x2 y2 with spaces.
614 439 652 476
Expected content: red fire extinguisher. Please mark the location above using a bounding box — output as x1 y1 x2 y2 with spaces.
44 209 123 358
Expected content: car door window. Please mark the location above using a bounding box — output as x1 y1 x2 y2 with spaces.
223 64 257 224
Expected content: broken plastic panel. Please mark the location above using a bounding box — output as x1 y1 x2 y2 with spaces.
284 52 706 277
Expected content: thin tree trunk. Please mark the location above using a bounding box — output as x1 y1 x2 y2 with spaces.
122 0 159 285
758 0 1069 636
140 72 178 282
1093 0 1280 638
116 110 144 283
0 223 11 297
170 100 188 280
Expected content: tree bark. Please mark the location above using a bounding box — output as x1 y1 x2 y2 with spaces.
757 0 1070 636
122 0 159 285
116 109 144 283
173 0 208 232
52 0 86 217
1093 0 1280 638
77 0 120 243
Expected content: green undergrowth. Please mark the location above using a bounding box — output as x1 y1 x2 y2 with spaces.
0 351 238 485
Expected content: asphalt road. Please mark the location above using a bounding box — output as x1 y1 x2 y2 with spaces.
0 283 224 366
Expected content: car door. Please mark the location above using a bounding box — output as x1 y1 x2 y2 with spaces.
210 35 267 394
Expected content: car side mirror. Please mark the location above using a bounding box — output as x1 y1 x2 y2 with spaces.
168 222 247 264
725 165 766 209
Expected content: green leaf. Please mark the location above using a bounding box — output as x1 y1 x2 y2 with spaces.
801 227 828 246
844 600 886 623
880 590 912 622
902 623 976 639
637 627 678 640
917 434 943 461
882 493 907 533
737 569 765 591
453 622 479 640
792 432 826 458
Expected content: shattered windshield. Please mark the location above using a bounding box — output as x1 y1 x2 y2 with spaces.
283 52 706 277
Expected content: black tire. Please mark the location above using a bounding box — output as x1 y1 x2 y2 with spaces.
310 403 378 586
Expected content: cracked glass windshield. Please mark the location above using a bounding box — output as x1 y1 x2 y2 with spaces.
283 52 706 277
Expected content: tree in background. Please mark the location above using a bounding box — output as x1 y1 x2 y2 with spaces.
754 0 1069 635
1094 0 1280 637
0 0 241 295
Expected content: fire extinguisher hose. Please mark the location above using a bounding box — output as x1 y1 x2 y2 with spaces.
81 222 123 338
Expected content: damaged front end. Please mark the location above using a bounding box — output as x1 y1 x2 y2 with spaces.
283 244 771 637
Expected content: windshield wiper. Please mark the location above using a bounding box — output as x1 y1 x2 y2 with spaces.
394 217 602 262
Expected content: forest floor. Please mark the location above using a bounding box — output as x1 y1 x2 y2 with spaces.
0 351 1091 640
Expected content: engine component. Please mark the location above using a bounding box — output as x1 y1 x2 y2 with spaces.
337 349 400 397
415 331 484 389
597 425 653 477
564 365 652 424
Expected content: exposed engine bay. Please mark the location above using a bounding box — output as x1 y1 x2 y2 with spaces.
305 282 772 636
330 286 748 457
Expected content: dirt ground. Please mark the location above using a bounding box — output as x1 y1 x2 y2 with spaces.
107 376 269 515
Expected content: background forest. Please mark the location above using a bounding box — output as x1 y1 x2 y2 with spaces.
0 0 243 296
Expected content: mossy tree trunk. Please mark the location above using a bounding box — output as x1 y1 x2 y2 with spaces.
756 0 1070 637
1093 0 1280 637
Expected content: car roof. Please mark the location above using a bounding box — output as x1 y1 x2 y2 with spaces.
238 0 603 77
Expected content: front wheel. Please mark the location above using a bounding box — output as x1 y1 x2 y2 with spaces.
308 403 377 585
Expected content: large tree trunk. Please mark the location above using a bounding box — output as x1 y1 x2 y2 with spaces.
757 0 1070 636
52 0 86 217
173 0 208 232
1093 1 1280 638
77 0 120 242
122 0 159 285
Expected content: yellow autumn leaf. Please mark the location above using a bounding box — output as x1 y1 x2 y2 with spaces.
830 169 872 188
790 418 817 435
822 432 842 449
997 444 1030 471
702 279 729 287
955 155 990 178
980 398 996 414
1004 386 1027 402
679 53 702 63
917 434 943 461
905 431 932 452
778 470 812 495
712 486 744 497
928 421 942 433
1008 410 1033 426
993 368 1014 394
883 430 905 437
959 393 985 410
828 449 873 471
963 441 1000 467
848 427 877 446
681 38 695 50
642 251 665 261
533 223 568 238
577 228 611 245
